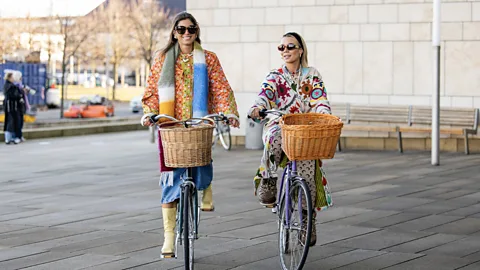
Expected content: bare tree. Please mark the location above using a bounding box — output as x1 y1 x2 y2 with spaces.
128 0 170 70
0 20 23 62
100 0 137 100
58 15 97 118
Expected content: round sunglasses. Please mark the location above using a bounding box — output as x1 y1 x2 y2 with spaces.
175 25 198 35
278 43 300 52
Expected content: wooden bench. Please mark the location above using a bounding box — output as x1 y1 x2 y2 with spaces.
333 103 409 151
332 103 479 154
398 106 479 154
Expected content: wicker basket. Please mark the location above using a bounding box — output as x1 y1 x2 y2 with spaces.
280 113 343 160
159 118 215 168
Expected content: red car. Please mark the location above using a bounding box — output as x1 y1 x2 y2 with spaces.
64 95 115 118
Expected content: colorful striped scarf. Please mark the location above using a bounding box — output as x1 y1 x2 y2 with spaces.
157 41 209 186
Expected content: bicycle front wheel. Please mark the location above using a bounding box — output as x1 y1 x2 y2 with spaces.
278 178 313 270
183 185 195 270
218 122 231 150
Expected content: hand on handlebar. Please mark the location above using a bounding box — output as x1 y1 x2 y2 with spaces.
229 118 240 128
250 108 263 120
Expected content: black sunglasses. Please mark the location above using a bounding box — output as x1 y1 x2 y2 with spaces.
175 25 197 35
277 43 300 52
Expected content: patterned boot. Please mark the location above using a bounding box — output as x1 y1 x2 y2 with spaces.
257 177 277 206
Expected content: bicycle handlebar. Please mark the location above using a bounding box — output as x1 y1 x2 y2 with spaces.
144 112 236 127
248 109 286 120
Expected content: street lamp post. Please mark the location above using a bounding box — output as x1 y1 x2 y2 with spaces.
432 0 441 166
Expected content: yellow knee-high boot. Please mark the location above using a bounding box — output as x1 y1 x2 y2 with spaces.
161 207 176 257
201 184 214 211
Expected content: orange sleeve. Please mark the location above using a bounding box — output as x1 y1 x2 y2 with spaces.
206 51 239 117
142 53 165 115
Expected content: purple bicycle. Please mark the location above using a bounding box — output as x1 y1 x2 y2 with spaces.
254 109 313 270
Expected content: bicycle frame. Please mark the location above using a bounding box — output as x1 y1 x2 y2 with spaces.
277 160 304 228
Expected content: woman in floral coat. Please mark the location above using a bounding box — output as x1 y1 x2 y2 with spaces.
248 32 333 246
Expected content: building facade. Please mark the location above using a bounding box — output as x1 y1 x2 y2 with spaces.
187 0 480 136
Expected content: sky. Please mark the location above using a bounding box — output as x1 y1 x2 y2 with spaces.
0 0 106 18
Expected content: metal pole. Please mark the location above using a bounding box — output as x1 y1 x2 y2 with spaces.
432 0 441 165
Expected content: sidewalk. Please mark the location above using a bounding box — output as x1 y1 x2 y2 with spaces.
0 131 479 269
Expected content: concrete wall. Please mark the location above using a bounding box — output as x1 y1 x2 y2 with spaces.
187 0 480 135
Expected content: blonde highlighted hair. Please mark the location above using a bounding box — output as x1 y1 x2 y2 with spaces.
283 32 308 67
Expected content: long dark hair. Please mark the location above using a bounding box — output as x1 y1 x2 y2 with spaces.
160 12 201 56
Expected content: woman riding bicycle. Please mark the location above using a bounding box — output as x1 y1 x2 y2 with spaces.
248 32 333 246
141 11 239 258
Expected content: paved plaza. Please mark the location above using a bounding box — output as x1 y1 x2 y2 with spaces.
1 131 480 269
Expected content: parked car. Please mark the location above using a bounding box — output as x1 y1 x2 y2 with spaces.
64 95 115 118
130 95 142 113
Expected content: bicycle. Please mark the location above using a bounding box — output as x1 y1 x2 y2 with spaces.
208 112 234 151
149 113 223 270
250 109 314 270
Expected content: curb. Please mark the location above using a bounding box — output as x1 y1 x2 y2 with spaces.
0 121 146 141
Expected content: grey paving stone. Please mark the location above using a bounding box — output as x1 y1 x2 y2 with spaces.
0 251 81 270
368 186 433 197
316 224 379 246
328 230 433 250
306 249 386 269
434 189 480 200
21 254 125 270
458 262 480 270
78 234 161 256
383 255 472 270
0 224 36 234
385 233 465 253
353 197 435 211
425 218 480 235
357 212 429 228
462 250 480 263
49 232 141 253
402 187 456 199
18 230 124 250
406 201 474 215
196 241 278 267
328 194 382 207
325 210 399 226
170 263 231 270
422 237 480 257
316 207 373 223
80 257 162 270
443 204 480 217
197 216 274 236
387 215 464 232
0 247 47 262
0 227 94 247
211 222 278 240
334 252 424 270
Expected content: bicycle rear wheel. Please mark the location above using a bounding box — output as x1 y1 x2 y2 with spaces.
183 185 195 270
278 178 312 270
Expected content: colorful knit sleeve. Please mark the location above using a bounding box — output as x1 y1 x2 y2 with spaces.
142 53 165 115
309 68 331 115
248 71 278 115
206 51 239 117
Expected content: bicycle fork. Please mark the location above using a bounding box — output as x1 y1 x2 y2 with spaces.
175 169 199 257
